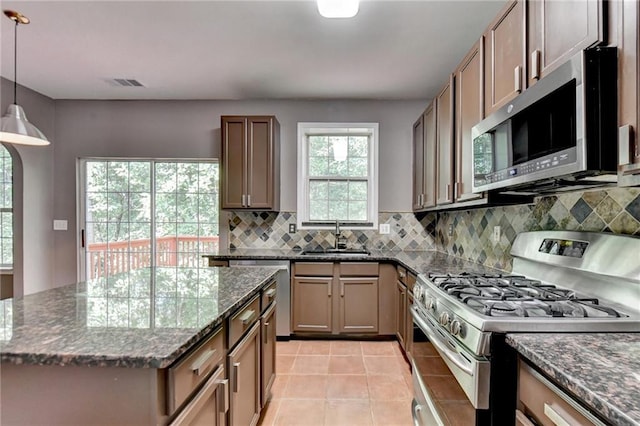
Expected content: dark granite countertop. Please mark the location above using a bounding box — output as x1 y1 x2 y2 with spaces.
204 248 501 277
506 333 640 426
0 267 278 369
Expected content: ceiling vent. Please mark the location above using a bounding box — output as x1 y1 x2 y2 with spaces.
107 78 145 87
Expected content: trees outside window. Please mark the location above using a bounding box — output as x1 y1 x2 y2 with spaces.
81 159 219 280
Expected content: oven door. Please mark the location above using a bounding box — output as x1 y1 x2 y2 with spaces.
411 306 491 410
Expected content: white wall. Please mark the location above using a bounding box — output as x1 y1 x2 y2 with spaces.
1 78 55 296
52 99 426 287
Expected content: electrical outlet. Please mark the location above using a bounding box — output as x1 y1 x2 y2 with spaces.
448 224 454 236
288 223 296 233
492 226 501 243
379 223 391 234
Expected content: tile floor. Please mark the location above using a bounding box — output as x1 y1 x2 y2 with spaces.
258 340 414 426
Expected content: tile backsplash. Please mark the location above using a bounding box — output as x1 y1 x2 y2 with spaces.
226 187 640 273
436 187 640 271
228 211 436 251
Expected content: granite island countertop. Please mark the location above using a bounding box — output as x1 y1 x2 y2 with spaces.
204 248 502 277
506 333 640 426
0 266 278 369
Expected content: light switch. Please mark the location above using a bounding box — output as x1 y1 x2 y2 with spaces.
379 223 390 234
53 220 68 231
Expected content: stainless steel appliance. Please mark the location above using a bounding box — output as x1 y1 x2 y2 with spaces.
411 231 640 425
228 259 291 337
471 48 617 194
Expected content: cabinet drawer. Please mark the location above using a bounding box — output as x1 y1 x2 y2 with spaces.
397 266 407 284
229 294 261 349
167 327 225 414
518 361 603 426
261 280 277 311
293 262 333 276
339 262 379 277
169 366 227 426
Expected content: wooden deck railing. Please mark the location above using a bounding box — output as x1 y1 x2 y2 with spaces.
87 236 219 279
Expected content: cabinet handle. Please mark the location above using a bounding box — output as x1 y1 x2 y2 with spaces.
233 362 240 393
514 65 522 93
239 309 256 326
190 349 216 376
543 403 580 426
218 379 229 415
446 183 452 200
247 194 251 206
265 288 276 299
531 49 541 80
328 282 332 297
420 194 424 206
515 410 536 426
241 194 246 207
264 321 270 344
340 281 344 297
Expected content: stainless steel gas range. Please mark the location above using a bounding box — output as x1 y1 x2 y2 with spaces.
410 231 640 426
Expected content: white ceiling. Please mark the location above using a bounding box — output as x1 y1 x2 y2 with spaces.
0 0 506 101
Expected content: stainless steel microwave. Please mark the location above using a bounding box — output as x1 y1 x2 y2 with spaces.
471 48 617 193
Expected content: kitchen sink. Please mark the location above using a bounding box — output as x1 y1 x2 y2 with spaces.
301 248 370 256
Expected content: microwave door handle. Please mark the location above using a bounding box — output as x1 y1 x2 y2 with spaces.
514 65 522 93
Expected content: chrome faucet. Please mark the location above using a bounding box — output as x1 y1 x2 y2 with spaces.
334 220 346 249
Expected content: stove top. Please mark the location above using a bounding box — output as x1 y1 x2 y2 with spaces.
427 272 625 318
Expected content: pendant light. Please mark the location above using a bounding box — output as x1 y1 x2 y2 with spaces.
0 10 49 146
317 0 359 18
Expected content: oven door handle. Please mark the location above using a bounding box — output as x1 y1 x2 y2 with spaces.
411 307 475 377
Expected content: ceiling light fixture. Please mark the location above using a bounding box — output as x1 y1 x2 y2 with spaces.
317 0 359 18
0 10 49 146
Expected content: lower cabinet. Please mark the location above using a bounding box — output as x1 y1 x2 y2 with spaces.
291 262 379 335
261 302 277 407
228 321 261 426
338 277 379 333
292 275 333 332
169 367 228 426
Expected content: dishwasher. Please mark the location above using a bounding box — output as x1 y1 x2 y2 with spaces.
228 259 290 338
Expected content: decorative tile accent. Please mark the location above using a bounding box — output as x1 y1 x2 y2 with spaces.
436 188 640 271
228 212 436 251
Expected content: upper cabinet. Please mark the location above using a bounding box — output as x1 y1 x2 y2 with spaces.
618 0 640 186
484 0 526 116
455 39 485 204
412 104 436 211
435 77 455 206
527 0 605 86
221 116 280 211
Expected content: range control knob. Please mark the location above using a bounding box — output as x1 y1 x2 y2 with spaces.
427 298 437 312
450 319 462 336
439 311 450 326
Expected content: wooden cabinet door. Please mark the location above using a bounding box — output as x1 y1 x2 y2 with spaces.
260 302 276 408
228 321 260 426
484 0 525 115
527 0 604 86
169 367 227 426
246 117 275 209
423 103 437 209
396 281 407 349
338 278 379 333
412 115 425 211
221 117 247 209
455 40 485 203
435 77 455 206
292 276 332 332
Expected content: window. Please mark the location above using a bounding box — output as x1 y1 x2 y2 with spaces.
0 145 12 267
80 159 219 281
297 123 378 229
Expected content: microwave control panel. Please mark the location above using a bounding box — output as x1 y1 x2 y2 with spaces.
482 148 577 185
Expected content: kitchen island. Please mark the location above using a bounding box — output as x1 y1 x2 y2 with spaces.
0 266 278 425
507 333 640 426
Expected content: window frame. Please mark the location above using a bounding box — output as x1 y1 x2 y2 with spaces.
296 122 379 230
